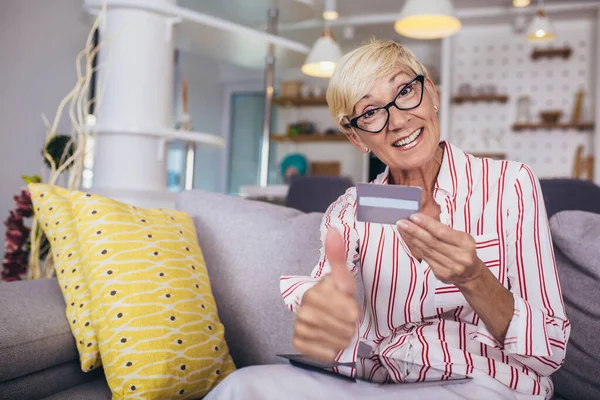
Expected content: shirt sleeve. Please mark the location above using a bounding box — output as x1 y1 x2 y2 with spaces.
472 164 571 376
280 188 360 312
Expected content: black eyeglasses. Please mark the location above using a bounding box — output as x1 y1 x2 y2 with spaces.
346 75 425 134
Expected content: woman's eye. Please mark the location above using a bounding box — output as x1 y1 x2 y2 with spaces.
363 109 380 119
399 84 414 97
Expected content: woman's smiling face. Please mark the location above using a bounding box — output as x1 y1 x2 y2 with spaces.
346 65 441 172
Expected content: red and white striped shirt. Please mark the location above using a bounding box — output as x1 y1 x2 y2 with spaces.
281 141 570 399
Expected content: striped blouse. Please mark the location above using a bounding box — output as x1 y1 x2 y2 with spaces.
280 141 570 399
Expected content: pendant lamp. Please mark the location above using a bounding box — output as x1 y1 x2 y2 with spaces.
301 27 342 78
526 8 556 41
394 0 462 40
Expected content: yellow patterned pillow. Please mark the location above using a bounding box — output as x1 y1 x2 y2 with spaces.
70 190 235 399
29 184 102 372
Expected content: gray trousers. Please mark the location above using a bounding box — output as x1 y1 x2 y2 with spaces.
205 365 545 400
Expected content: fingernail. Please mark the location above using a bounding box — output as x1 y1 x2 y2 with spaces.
409 213 421 223
396 220 409 229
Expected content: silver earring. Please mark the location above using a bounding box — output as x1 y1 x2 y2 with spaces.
364 147 369 153
434 105 439 112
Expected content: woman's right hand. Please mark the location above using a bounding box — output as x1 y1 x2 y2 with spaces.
292 229 361 362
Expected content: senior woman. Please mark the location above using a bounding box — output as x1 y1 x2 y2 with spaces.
205 40 570 400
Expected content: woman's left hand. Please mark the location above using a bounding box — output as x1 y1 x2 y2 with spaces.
396 213 484 287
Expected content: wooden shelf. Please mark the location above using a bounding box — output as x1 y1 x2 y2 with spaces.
270 134 347 143
452 94 509 104
471 152 506 160
531 47 572 61
512 122 595 132
272 97 328 107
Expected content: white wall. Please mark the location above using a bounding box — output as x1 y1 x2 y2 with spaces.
175 51 226 192
0 0 93 261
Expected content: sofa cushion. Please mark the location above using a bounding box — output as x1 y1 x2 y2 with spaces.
176 190 323 367
42 377 111 400
0 278 78 382
0 360 103 400
549 210 600 400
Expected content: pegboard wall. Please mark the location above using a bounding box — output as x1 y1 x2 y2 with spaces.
449 19 597 179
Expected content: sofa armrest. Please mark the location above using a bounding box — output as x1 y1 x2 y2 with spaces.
0 279 79 383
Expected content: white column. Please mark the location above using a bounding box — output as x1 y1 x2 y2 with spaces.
91 0 176 208
439 35 453 142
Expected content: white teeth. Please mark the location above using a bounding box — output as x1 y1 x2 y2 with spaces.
393 128 422 147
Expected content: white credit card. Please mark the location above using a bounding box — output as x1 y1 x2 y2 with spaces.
356 183 422 225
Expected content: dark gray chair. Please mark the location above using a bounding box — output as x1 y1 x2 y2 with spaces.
539 179 600 219
285 175 354 214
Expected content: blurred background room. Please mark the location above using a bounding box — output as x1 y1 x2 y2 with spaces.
4 3 600 399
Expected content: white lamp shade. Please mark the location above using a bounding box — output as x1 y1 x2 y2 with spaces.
526 10 556 41
302 33 342 78
513 0 531 7
394 0 462 39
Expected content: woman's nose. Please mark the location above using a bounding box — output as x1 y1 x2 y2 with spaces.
387 105 410 133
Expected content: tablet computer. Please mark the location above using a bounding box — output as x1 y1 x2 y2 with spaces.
277 354 472 386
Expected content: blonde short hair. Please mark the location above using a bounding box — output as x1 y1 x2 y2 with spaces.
326 40 429 132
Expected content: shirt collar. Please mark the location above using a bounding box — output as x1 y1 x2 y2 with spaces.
374 141 467 199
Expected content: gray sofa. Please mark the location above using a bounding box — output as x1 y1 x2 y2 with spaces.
0 185 599 399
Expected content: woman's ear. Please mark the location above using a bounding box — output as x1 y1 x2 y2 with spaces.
425 76 440 107
344 129 369 153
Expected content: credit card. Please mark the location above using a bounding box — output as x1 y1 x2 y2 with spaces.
356 183 422 225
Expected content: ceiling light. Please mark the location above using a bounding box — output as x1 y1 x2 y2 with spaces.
323 0 338 21
513 0 531 7
526 9 556 41
394 0 462 40
323 10 339 20
302 27 342 78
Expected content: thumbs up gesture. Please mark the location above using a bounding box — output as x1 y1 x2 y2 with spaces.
292 229 361 362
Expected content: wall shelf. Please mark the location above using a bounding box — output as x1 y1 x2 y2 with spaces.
271 134 347 143
451 94 509 104
512 122 595 132
470 152 506 160
272 97 328 107
531 47 573 61
97 127 225 146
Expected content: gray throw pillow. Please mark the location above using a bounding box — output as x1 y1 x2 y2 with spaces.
550 210 600 400
176 190 323 368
